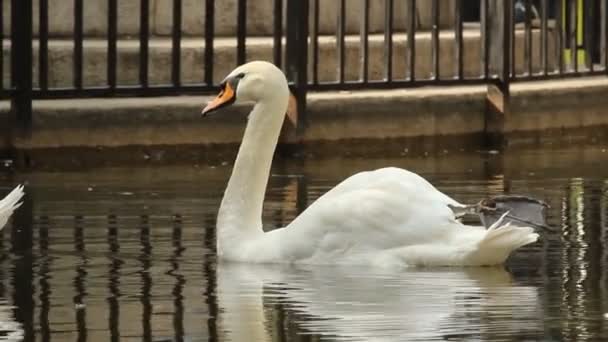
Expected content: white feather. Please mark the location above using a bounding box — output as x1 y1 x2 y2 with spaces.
0 185 25 231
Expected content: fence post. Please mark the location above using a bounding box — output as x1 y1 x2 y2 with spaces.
485 0 511 148
285 0 309 135
11 0 33 135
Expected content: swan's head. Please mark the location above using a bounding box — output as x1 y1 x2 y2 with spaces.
202 61 289 116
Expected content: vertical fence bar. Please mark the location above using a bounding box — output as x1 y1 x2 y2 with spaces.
172 0 182 85
600 0 608 73
11 0 33 131
74 0 83 89
384 0 393 81
311 0 319 84
585 0 595 71
500 0 512 89
481 0 489 78
337 0 345 83
431 0 439 79
541 0 548 75
0 2 3 90
407 0 416 81
273 0 282 68
140 0 149 86
236 0 246 65
108 0 117 89
39 0 49 90
286 0 309 133
524 0 533 75
454 0 463 80
556 0 564 74
204 0 214 85
360 0 369 82
570 0 578 72
509 0 515 77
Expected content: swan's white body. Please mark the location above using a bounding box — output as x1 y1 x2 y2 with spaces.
207 61 538 267
0 185 24 231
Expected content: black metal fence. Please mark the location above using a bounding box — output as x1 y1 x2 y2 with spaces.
3 0 608 131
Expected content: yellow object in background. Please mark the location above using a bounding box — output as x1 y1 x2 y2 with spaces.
563 0 587 66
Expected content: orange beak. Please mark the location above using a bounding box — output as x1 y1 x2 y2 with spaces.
202 82 236 116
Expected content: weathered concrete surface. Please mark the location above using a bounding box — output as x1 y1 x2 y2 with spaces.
3 0 142 37
507 78 608 139
5 28 555 89
3 77 607 157
4 0 452 38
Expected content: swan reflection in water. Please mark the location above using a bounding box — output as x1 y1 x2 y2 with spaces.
0 300 23 342
216 263 541 341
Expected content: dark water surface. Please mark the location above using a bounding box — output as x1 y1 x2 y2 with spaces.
0 145 607 341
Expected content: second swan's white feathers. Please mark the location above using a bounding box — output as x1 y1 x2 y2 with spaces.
0 185 24 231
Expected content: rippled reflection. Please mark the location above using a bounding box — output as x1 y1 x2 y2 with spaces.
217 263 540 341
0 145 606 341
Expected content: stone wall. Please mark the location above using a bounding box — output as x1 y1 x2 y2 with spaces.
3 0 455 37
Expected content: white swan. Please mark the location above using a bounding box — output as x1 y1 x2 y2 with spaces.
202 61 538 266
0 185 24 231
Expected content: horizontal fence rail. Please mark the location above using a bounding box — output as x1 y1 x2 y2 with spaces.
1 0 607 131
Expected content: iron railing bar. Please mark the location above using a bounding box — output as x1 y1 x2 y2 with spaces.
11 0 34 130
570 0 578 72
139 0 150 87
310 78 489 91
604 0 608 71
0 0 2 91
311 0 319 84
524 0 533 76
586 0 595 72
360 0 369 82
556 0 564 74
454 0 463 80
509 0 515 77
431 0 439 80
172 0 182 86
481 0 489 78
108 0 118 89
236 0 246 65
384 0 394 82
541 0 548 75
408 0 416 81
273 0 282 68
204 0 214 85
74 0 83 89
337 0 345 83
512 69 606 81
0 1 3 90
39 0 49 90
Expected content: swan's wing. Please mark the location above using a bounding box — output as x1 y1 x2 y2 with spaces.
274 168 465 261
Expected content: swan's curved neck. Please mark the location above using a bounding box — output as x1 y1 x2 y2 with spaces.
217 94 287 252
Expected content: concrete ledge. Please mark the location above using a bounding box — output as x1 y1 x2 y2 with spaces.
3 77 608 159
508 77 608 133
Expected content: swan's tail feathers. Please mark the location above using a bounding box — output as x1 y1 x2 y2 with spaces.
0 185 25 230
471 211 539 266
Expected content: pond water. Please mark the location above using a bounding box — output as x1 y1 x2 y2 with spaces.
0 144 607 341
